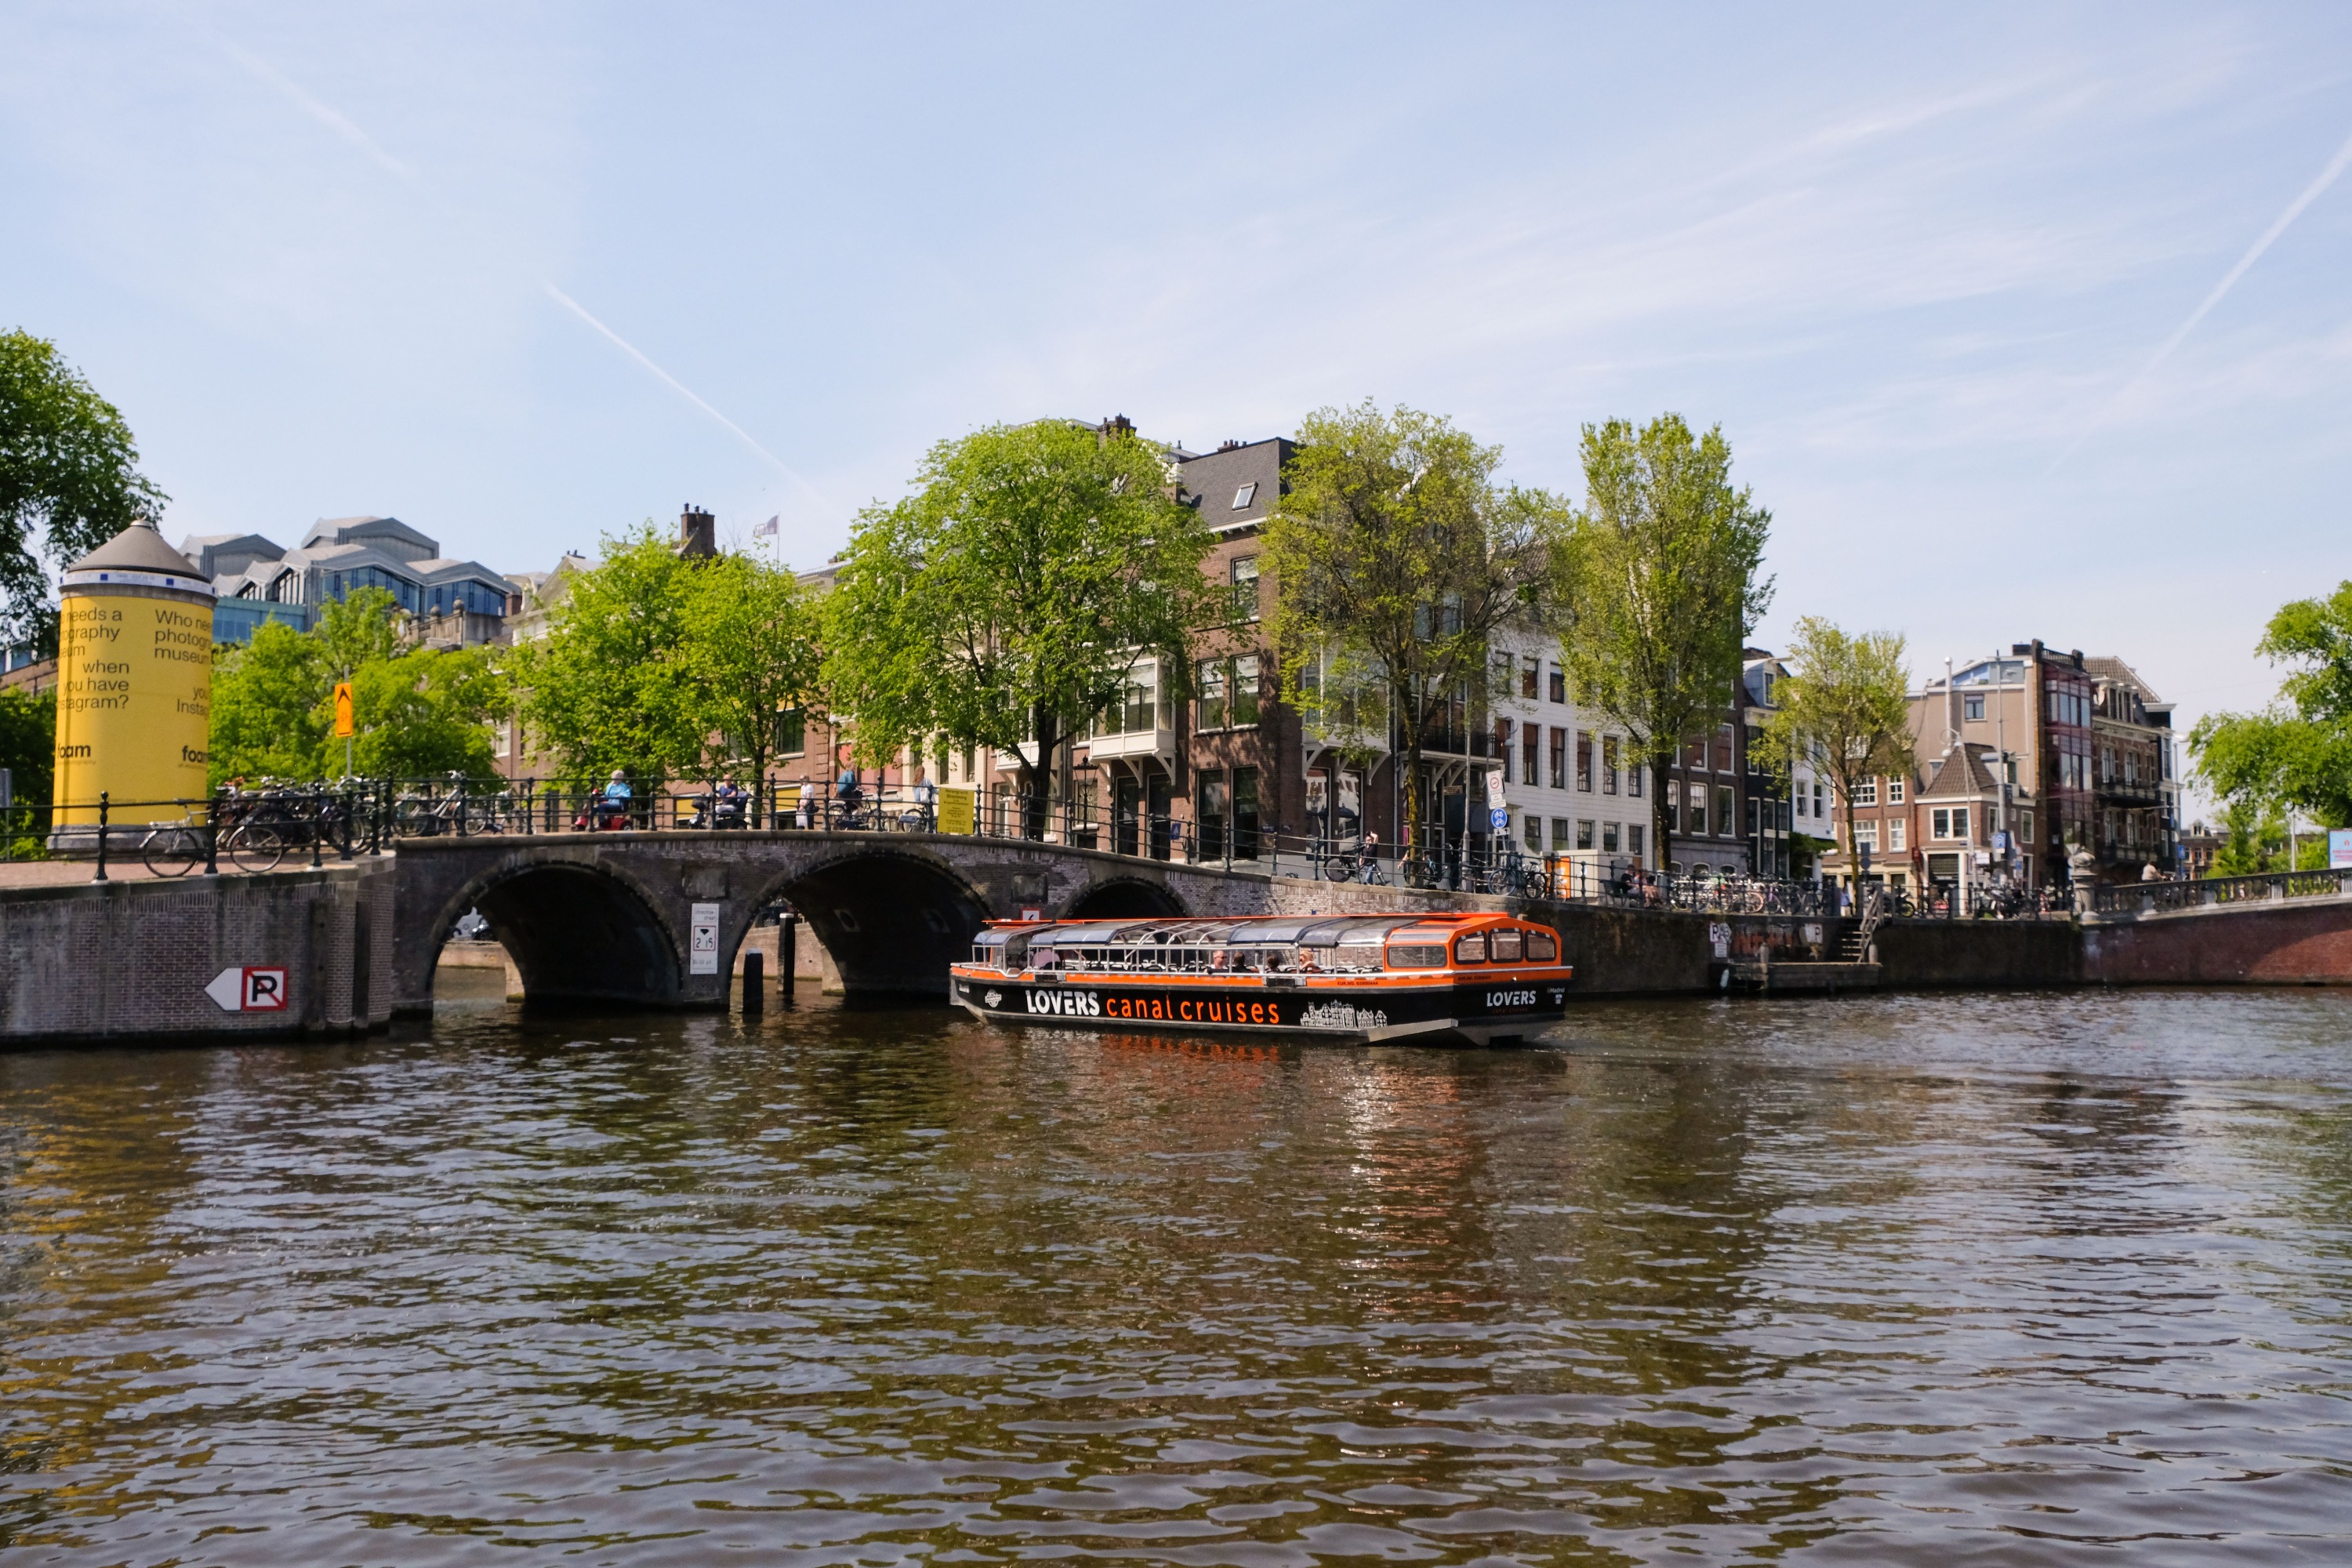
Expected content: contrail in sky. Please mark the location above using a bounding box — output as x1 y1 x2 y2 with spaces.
214 31 829 513
217 39 416 183
543 284 830 507
2057 122 2352 467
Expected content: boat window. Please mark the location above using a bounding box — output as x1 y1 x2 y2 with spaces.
1489 930 1523 963
1526 931 1557 962
1330 942 1384 971
1453 934 1487 964
1387 944 1446 970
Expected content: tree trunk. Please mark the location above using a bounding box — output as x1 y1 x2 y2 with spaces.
1023 705 1059 840
1650 746 1674 876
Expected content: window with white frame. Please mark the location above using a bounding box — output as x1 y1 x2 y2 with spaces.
1854 779 1878 807
1888 818 1907 851
1855 819 1878 851
1888 778 1905 804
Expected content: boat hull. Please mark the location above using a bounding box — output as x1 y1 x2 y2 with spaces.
949 970 1570 1046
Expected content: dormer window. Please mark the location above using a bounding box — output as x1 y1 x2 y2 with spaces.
1231 482 1257 510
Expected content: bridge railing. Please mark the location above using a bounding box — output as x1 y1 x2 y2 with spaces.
2089 864 2352 916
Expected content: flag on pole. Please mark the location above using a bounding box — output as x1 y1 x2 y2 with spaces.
754 515 779 537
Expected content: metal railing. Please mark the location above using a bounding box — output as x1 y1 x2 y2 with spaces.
2089 864 2352 916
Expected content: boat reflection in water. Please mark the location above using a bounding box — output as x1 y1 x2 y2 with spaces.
951 912 1571 1045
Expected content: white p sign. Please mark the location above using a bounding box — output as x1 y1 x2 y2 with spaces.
206 967 289 1012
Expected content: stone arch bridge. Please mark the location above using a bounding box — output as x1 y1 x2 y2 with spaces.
390 830 1471 1014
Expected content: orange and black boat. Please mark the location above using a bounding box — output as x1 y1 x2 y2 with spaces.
950 912 1572 1045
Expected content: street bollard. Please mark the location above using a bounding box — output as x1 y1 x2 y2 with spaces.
742 948 764 1015
93 792 109 883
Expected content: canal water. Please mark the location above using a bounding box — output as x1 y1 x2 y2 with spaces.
3 984 2350 1566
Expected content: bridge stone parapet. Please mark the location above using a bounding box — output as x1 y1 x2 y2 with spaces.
387 830 1478 1014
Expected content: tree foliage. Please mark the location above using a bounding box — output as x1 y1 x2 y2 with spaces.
0 331 169 650
515 525 705 783
1261 401 1563 855
2208 799 2331 877
0 686 55 851
1753 617 1913 867
1556 414 1773 865
823 419 1214 832
516 528 824 798
674 550 824 800
209 587 506 784
2190 580 2352 832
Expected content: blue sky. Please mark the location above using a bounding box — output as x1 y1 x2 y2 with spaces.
4 4 2349 779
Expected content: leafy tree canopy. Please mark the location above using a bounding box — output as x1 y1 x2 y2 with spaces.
2190 580 2352 832
0 686 55 850
515 529 822 800
0 331 169 650
1261 400 1563 854
209 586 506 785
824 419 1215 828
1557 413 1773 865
675 550 824 797
1754 616 1913 867
514 525 705 783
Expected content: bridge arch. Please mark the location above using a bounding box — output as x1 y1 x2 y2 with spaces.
748 846 993 997
434 858 684 1007
1065 877 1189 920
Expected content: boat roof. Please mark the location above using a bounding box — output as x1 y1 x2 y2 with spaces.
976 911 1544 947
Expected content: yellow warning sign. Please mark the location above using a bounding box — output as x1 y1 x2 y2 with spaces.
937 786 975 835
332 681 355 738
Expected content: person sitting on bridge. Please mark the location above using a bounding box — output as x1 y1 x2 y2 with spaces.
603 769 632 804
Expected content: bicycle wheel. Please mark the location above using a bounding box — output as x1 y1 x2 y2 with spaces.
143 826 205 877
229 823 287 873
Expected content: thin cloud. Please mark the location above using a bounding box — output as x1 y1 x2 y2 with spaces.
2056 120 2352 466
543 284 831 510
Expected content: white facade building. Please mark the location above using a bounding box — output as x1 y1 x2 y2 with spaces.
1490 631 1652 885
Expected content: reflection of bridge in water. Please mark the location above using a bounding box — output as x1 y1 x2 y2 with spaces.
391 829 1476 1014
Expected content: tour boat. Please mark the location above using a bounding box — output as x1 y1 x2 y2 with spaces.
950 913 1572 1045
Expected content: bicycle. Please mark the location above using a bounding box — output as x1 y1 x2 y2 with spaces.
140 815 209 877
227 821 289 873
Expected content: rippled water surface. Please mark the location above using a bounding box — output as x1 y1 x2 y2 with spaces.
5 984 2352 1565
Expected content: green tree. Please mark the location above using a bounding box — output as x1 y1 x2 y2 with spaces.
0 686 55 851
209 619 330 783
209 587 506 784
0 331 169 649
825 419 1214 836
1262 401 1563 859
1753 616 1914 869
676 552 824 815
347 644 503 779
515 524 705 785
2190 580 2352 833
1556 414 1774 866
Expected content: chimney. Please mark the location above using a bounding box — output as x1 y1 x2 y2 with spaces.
678 504 716 560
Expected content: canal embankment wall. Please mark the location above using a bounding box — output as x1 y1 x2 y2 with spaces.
0 860 396 1044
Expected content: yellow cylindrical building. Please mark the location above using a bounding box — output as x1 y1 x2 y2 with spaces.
53 521 216 835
